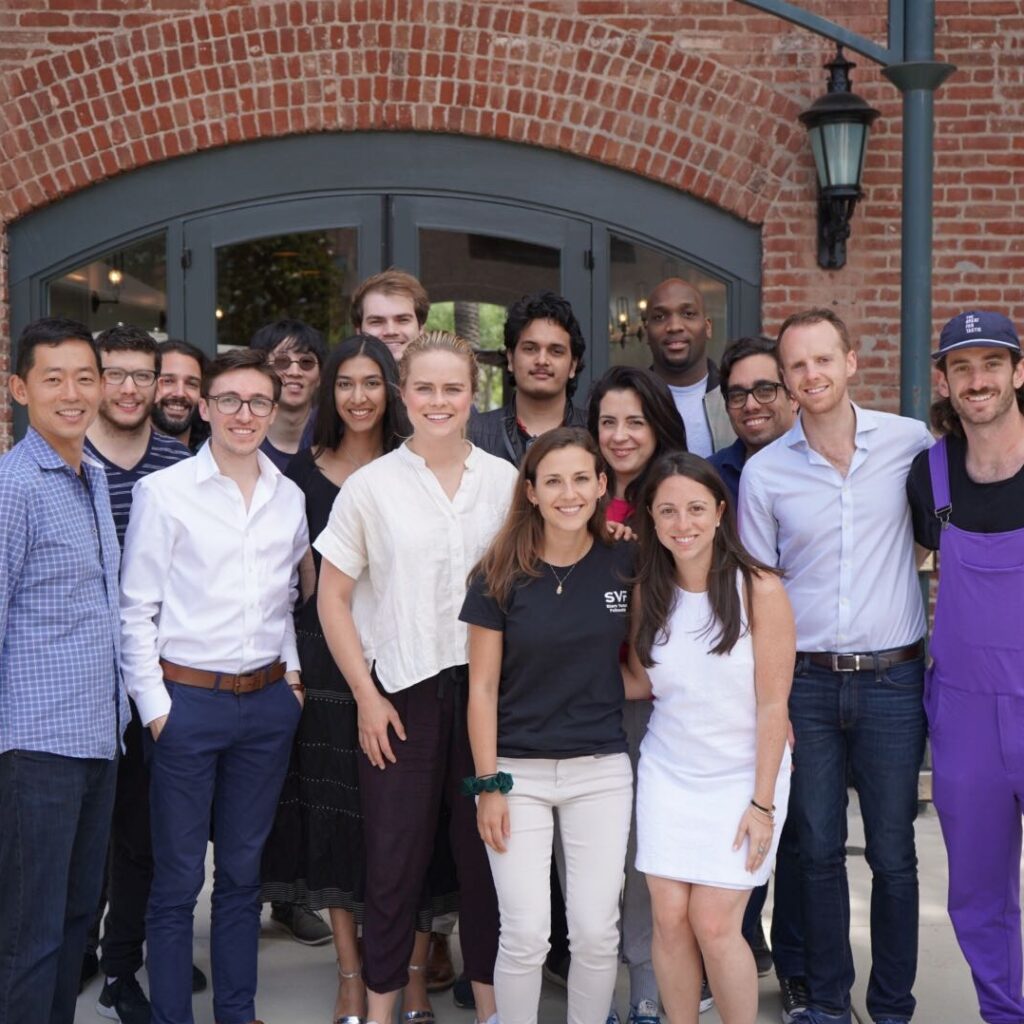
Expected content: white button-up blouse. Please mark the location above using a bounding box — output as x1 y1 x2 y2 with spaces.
315 441 517 693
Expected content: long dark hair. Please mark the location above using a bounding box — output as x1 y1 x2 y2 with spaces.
587 366 687 512
311 334 410 456
473 427 609 609
633 452 778 664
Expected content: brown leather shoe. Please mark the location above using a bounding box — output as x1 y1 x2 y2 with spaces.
424 932 455 992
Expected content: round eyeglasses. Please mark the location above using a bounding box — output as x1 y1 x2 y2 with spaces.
724 382 786 409
271 353 319 373
206 393 276 417
101 368 157 387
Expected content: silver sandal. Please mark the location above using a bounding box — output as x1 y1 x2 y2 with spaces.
402 965 436 1024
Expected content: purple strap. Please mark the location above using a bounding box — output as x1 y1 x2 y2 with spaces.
928 437 951 521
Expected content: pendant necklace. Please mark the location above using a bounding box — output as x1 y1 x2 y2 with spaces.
549 559 581 596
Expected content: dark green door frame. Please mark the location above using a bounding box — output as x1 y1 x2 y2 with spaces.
9 133 762 436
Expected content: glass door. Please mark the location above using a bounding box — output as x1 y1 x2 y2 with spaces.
182 196 384 353
391 196 592 407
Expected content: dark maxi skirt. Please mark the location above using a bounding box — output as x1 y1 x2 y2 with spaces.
260 602 458 930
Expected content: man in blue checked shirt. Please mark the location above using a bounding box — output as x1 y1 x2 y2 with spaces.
0 317 128 1024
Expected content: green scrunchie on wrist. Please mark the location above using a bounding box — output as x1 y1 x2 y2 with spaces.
461 771 514 796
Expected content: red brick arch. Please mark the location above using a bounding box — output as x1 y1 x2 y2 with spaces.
0 0 805 226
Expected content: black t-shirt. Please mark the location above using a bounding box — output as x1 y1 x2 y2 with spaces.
907 432 1024 550
460 540 634 759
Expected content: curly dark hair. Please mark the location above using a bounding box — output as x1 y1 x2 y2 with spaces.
503 291 586 398
931 351 1024 437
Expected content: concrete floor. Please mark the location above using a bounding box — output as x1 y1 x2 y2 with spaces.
76 799 984 1023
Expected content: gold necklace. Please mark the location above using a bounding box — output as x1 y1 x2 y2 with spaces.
548 559 582 596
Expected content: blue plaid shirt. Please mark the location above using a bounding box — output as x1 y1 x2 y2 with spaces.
0 428 127 759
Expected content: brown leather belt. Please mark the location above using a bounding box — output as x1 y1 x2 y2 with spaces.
797 639 925 674
159 658 285 694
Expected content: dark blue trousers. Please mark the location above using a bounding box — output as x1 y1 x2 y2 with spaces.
788 657 925 1024
0 749 117 1024
146 679 301 1024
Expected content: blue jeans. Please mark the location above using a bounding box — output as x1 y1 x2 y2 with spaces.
146 679 301 1024
0 749 117 1024
788 656 925 1024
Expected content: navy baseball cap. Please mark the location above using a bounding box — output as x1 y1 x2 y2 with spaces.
933 310 1021 361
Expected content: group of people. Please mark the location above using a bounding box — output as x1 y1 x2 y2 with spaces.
0 263 1021 1024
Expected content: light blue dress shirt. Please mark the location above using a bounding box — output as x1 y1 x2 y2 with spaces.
738 404 932 653
0 428 127 758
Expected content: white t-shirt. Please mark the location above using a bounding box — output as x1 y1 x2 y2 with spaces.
314 441 517 693
669 376 713 457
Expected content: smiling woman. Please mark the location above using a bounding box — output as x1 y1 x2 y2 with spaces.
461 427 636 1024
630 452 794 1024
313 330 517 1024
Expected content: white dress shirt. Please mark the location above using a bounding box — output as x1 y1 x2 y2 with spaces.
120 443 308 725
738 405 932 653
315 441 517 694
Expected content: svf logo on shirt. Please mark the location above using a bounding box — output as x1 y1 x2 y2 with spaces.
605 590 628 614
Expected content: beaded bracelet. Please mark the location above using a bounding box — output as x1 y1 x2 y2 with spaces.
461 772 514 796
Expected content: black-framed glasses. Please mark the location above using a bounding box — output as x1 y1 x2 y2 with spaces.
101 367 157 387
724 381 786 409
207 393 276 417
271 353 319 373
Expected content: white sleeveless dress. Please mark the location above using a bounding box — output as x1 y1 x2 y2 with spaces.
635 581 790 888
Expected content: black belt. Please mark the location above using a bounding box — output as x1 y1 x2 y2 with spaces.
797 639 925 674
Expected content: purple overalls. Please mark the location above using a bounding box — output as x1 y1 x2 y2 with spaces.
927 438 1024 1024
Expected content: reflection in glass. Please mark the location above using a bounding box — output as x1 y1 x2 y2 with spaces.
425 301 508 411
418 229 561 412
216 229 357 347
608 235 728 371
48 233 167 336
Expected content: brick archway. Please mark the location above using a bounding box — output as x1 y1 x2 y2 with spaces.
0 0 804 226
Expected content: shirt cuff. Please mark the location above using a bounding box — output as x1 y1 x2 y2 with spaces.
133 682 172 727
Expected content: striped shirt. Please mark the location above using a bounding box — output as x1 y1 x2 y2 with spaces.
85 430 191 547
0 428 128 759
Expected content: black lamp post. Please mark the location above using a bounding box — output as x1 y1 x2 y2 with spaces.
799 45 880 270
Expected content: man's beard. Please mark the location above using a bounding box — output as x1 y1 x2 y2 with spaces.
151 400 195 436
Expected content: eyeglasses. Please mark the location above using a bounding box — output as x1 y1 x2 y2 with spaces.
101 368 157 387
206 393 276 417
724 382 786 409
271 353 319 373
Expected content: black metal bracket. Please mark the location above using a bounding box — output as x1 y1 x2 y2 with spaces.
816 187 860 270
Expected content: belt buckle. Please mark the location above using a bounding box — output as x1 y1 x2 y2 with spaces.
831 653 861 673
233 673 254 695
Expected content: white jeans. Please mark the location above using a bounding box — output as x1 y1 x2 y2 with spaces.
488 753 633 1024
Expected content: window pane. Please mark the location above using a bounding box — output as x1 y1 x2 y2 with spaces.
215 229 358 347
424 300 508 411
418 229 561 411
608 235 728 370
48 233 167 335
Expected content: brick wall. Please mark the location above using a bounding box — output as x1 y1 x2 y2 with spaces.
1 0 1021 450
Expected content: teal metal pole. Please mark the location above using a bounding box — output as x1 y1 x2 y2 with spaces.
882 0 955 423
